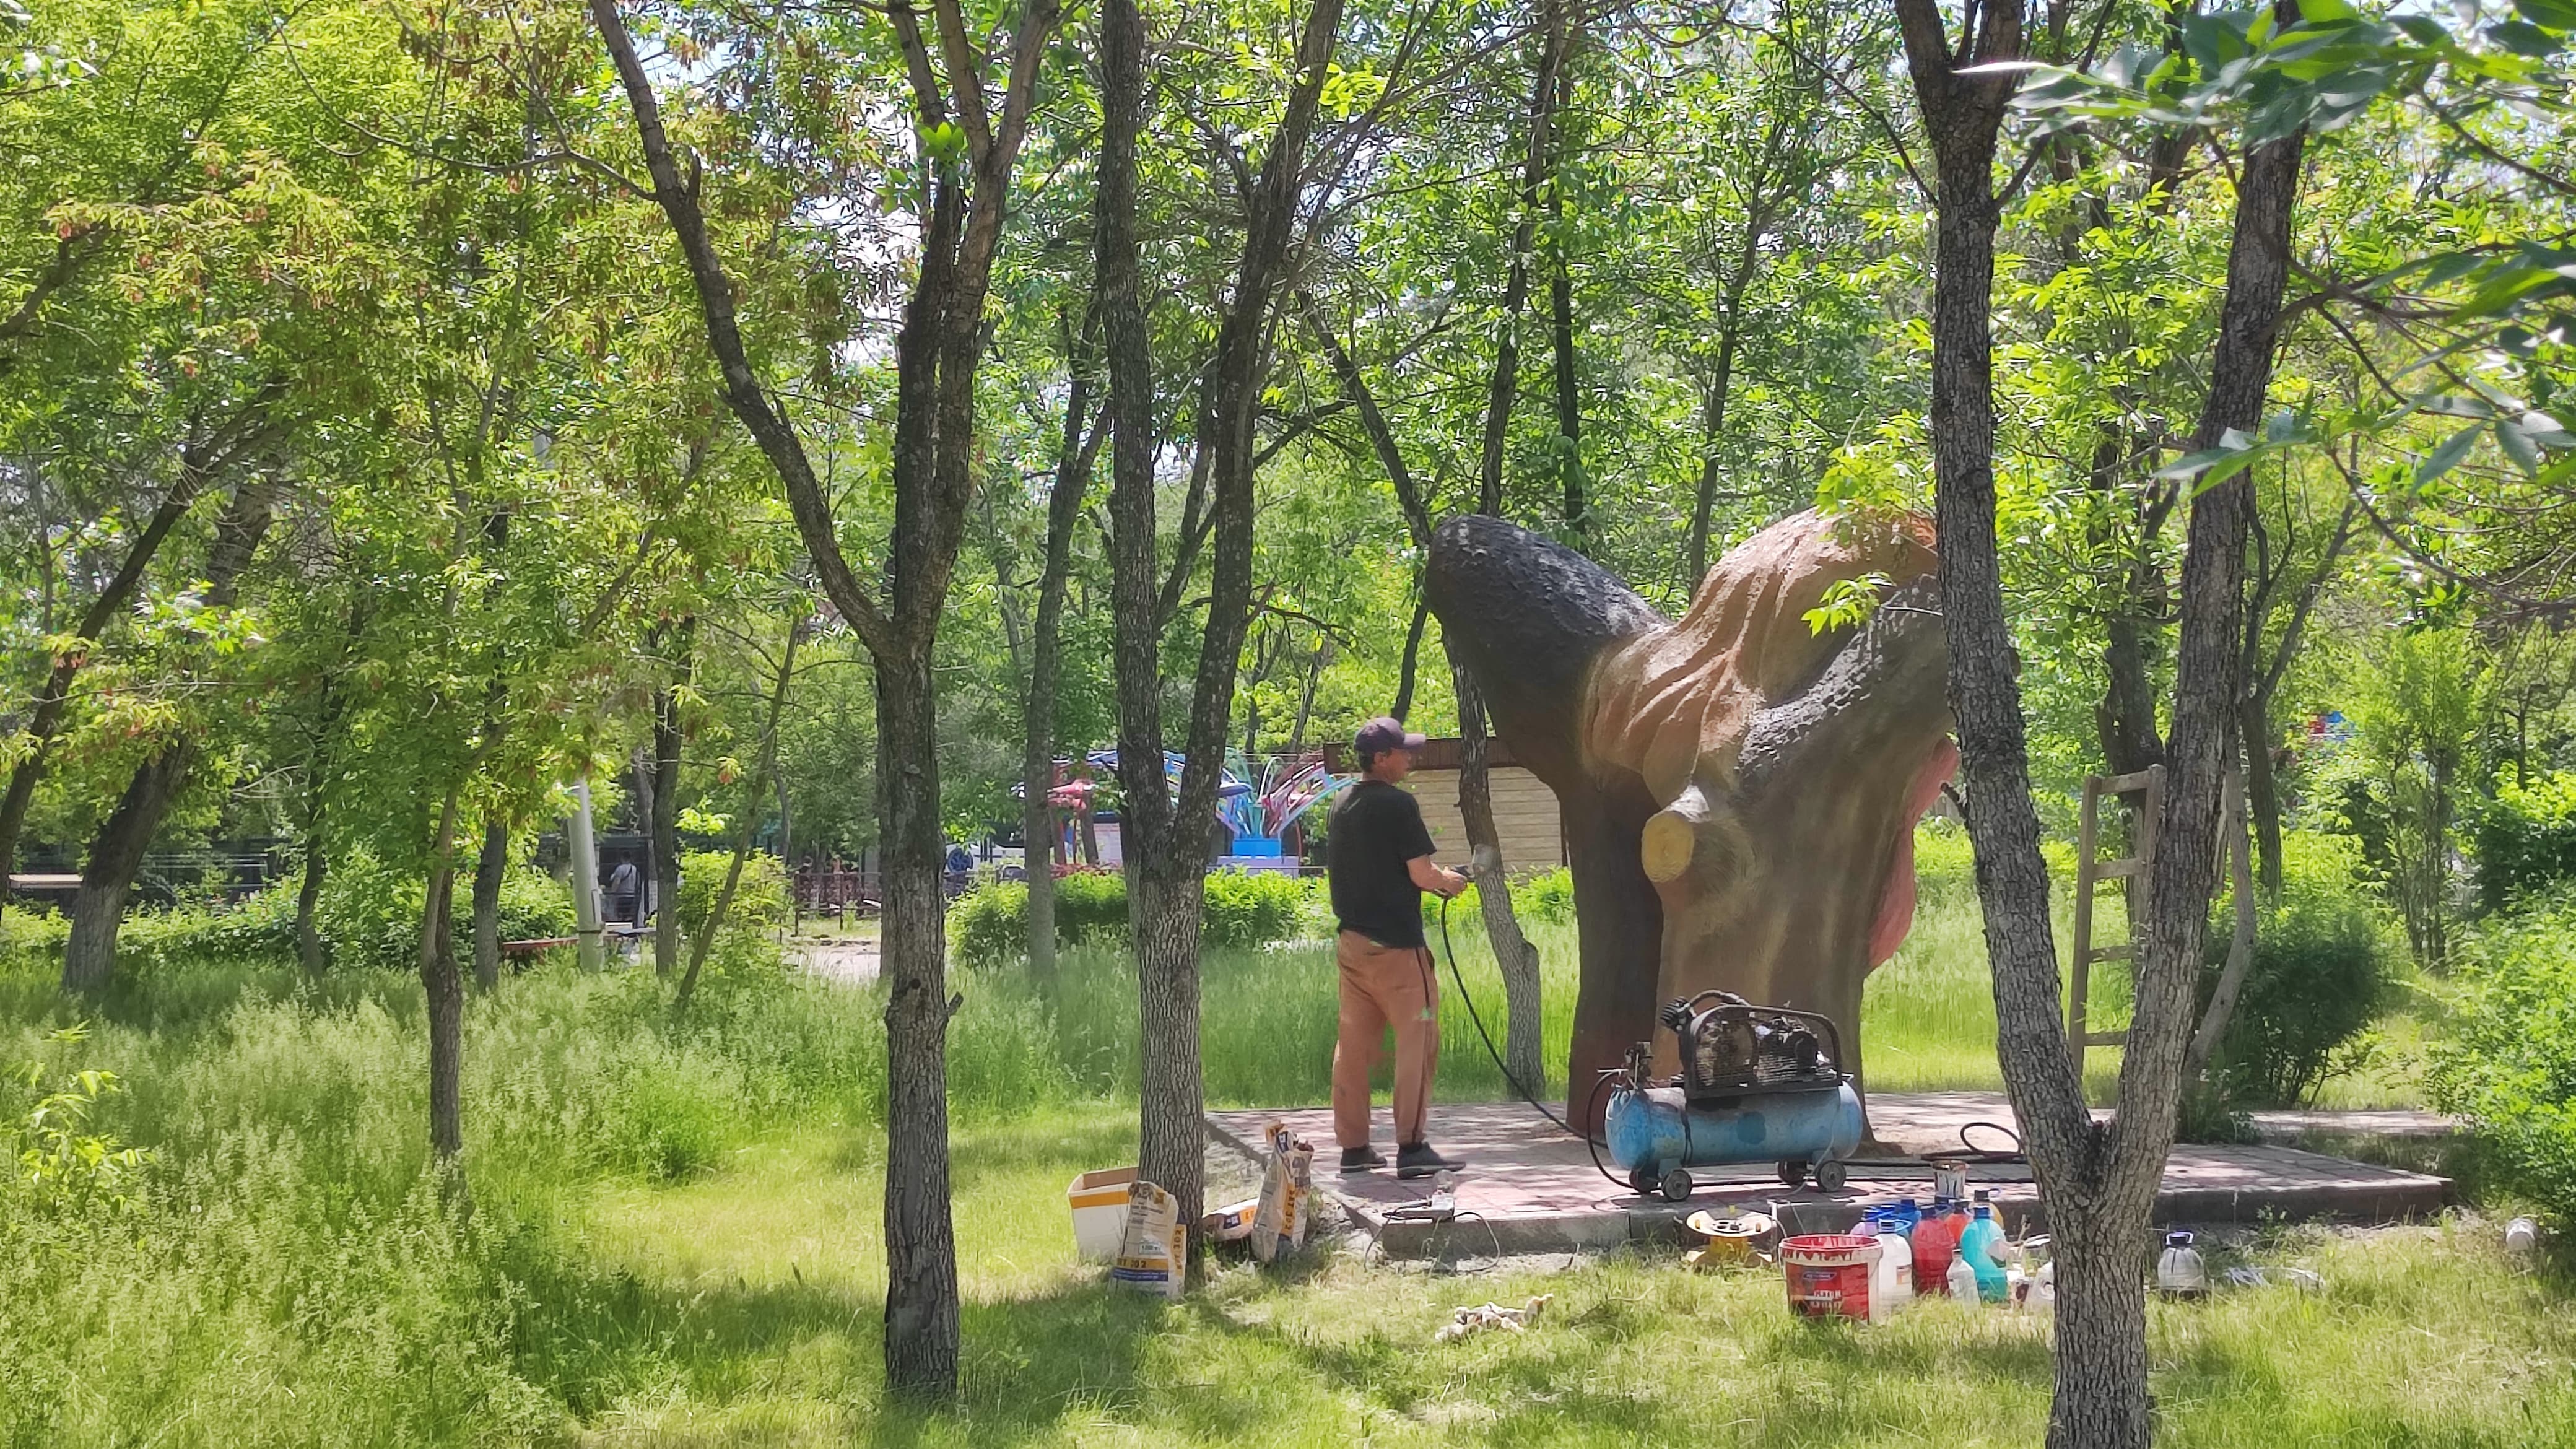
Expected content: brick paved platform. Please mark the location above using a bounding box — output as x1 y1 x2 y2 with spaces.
1207 1094 2453 1259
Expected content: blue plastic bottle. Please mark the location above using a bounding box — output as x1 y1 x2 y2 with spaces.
1960 1191 2009 1303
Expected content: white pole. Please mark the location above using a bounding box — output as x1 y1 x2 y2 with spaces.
569 778 604 970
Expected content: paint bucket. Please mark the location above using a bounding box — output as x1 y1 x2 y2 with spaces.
1782 1233 1882 1320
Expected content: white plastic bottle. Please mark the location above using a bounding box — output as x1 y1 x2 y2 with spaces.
2031 1258 2056 1313
1869 1217 1913 1320
1946 1244 1980 1307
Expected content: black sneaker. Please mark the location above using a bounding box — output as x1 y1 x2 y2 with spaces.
1339 1146 1386 1173
1396 1142 1461 1178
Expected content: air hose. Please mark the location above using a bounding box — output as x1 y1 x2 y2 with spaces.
1434 892 1635 1190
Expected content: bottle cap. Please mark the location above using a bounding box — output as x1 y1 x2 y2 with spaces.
2165 1230 2194 1248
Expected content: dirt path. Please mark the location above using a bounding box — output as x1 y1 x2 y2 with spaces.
792 938 881 985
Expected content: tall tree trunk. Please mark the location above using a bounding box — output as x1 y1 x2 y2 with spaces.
421 783 466 1159
1390 590 1429 719
58 742 196 993
1451 666 1547 1089
0 451 224 910
1475 0 1569 519
1902 0 2307 1433
2242 691 2285 898
1024 367 1097 985
596 0 1058 1396
1684 308 1746 588
1442 3 1567 1086
295 827 330 976
629 746 656 930
874 642 958 1393
471 819 508 991
1102 0 1344 1244
650 621 690 977
58 474 276 992
1549 225 1582 537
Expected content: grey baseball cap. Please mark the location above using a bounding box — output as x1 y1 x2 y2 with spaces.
1354 716 1427 759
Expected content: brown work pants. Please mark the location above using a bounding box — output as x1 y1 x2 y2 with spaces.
1331 929 1440 1150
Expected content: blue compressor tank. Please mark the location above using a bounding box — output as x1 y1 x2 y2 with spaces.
1602 1081 1864 1200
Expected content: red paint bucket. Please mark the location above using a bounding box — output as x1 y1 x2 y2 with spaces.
1782 1234 1882 1320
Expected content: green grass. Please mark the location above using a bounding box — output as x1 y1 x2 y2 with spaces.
558 1103 2576 1447
0 830 2478 1445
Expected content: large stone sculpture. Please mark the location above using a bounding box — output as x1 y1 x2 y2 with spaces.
1427 510 1956 1129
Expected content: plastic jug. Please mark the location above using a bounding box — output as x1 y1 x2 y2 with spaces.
2157 1230 2208 1299
2031 1258 2055 1313
1946 1244 1980 1307
1913 1199 1960 1294
1865 1211 1913 1319
1960 1196 2009 1303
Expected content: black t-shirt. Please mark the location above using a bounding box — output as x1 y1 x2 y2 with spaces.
1326 779 1437 948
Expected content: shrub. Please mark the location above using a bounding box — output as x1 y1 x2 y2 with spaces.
949 868 1320 964
1199 869 1310 948
1513 868 1575 925
675 849 790 939
2200 832 2393 1105
2431 889 2576 1221
2474 770 2576 913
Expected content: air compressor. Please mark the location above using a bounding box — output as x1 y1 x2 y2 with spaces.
1599 990 1863 1202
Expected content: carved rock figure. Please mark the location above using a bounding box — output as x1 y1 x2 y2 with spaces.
1427 510 1955 1127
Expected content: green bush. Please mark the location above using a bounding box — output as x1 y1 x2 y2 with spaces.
2431 889 2576 1222
1199 869 1313 948
950 869 1318 964
1512 868 1575 924
2474 771 2576 913
2201 832 2394 1105
675 850 790 939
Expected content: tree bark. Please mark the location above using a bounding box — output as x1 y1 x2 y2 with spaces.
422 783 466 1159
57 744 195 993
598 0 1059 1397
1301 287 1544 1081
874 641 958 1393
0 447 225 908
295 829 330 976
1685 300 1747 587
1902 0 2306 1434
2242 691 2284 898
471 819 508 991
1475 0 1569 520
650 620 690 977
1391 590 1430 719
1024 369 1101 985
58 474 277 992
1100 0 1344 1247
1451 666 1547 1090
1549 220 1583 538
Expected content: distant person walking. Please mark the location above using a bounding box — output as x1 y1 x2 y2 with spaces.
606 859 641 928
1326 718 1469 1177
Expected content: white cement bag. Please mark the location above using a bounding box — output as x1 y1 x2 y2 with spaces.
1110 1178 1186 1299
1251 1120 1316 1264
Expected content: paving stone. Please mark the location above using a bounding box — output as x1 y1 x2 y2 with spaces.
1208 1094 2453 1260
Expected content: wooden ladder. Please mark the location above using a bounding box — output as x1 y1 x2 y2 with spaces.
2069 764 2162 1077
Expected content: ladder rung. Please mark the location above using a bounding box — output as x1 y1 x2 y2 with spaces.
2095 768 2161 794
2082 1030 2128 1047
2083 943 2133 964
2086 858 2145 881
